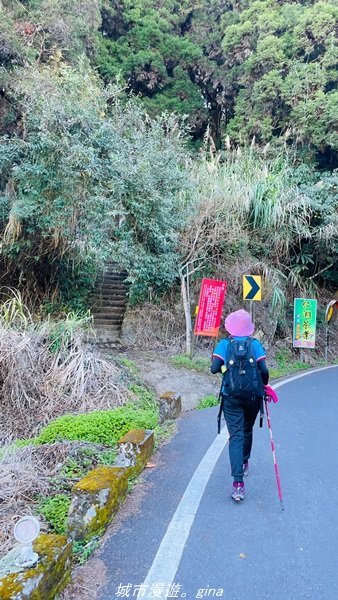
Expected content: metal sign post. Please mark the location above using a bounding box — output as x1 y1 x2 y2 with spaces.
243 275 261 326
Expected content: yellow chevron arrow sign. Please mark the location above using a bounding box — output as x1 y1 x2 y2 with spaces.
243 275 262 301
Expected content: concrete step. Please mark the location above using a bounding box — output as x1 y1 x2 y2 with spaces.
96 336 121 345
101 269 127 275
95 296 127 303
97 281 128 291
97 276 128 284
94 330 121 336
94 331 121 340
93 306 125 314
104 265 127 274
97 341 125 352
92 292 127 299
94 318 124 326
95 293 127 300
93 319 124 326
92 307 126 314
92 293 126 299
93 305 125 317
94 321 124 328
91 299 127 308
93 291 127 297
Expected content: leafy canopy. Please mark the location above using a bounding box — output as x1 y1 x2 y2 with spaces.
222 0 338 161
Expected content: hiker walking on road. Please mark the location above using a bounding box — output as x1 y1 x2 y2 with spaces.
211 309 269 502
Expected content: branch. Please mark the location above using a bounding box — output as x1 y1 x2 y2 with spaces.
308 263 334 281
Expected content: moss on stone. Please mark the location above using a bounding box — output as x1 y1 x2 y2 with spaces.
118 428 148 444
73 466 127 494
0 534 72 599
68 466 129 541
159 391 177 400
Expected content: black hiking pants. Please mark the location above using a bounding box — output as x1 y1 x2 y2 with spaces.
222 395 261 483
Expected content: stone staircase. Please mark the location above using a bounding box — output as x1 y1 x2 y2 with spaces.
91 265 129 348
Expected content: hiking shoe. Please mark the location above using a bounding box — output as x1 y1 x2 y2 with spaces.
231 482 245 502
243 462 249 477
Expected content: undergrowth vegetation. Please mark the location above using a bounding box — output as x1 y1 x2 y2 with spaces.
0 295 162 559
0 440 120 558
181 151 337 318
38 494 71 535
0 290 128 443
269 348 316 379
197 395 219 409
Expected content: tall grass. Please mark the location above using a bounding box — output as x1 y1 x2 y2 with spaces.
182 149 314 319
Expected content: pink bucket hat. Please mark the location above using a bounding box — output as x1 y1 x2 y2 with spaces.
224 309 254 337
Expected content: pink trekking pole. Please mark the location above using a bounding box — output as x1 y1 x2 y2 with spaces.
264 398 284 511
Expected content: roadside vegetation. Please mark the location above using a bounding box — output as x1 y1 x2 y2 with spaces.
0 292 162 559
170 354 210 373
0 291 128 444
197 395 220 410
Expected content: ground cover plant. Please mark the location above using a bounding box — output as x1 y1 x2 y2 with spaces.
197 395 219 409
170 354 210 373
0 441 119 558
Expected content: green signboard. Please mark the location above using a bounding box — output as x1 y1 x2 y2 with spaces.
293 298 317 348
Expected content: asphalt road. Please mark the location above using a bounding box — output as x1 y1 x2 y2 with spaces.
95 366 338 600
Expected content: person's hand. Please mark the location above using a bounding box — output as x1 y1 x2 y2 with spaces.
264 385 279 403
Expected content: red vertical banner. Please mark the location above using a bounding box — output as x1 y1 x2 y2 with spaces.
194 278 227 337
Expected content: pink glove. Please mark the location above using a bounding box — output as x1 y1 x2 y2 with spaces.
264 385 279 403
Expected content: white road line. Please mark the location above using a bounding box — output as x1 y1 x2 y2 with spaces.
272 364 338 390
137 364 338 599
137 425 229 599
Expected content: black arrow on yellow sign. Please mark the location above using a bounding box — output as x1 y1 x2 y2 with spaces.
243 275 262 301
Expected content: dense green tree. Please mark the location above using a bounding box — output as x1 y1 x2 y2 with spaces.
0 59 190 306
1 0 101 63
95 0 208 139
2 0 337 160
221 0 338 165
95 0 338 161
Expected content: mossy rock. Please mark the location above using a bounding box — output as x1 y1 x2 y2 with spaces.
68 466 129 541
0 534 72 599
116 429 155 476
